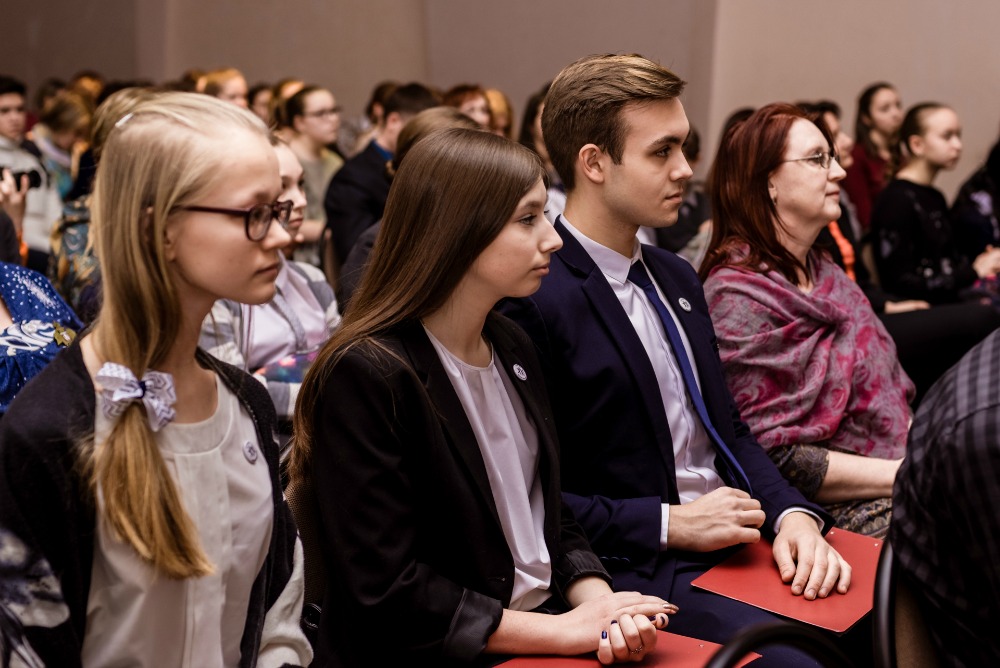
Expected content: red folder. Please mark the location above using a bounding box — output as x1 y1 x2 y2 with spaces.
691 528 881 633
502 630 760 667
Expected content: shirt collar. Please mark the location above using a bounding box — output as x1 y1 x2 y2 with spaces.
560 215 642 284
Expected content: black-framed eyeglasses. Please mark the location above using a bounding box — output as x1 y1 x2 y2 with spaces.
303 107 342 119
783 151 840 170
179 200 293 241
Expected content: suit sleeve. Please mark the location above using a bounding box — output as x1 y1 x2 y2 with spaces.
324 171 379 266
311 347 502 661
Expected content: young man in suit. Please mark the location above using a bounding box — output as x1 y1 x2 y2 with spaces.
323 82 439 268
501 54 851 662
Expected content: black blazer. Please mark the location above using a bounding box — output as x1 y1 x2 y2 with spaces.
323 140 392 266
501 219 831 596
310 312 608 667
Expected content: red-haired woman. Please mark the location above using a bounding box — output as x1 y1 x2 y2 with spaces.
699 104 913 538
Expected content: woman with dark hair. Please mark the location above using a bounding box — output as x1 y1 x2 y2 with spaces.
871 103 1000 305
518 83 565 222
291 128 672 666
700 103 913 537
842 83 903 230
282 85 344 264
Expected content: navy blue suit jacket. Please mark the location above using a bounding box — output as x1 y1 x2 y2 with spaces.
500 219 831 594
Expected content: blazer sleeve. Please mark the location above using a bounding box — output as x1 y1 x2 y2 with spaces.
310 346 503 662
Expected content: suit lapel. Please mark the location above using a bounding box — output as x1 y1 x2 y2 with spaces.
399 323 502 528
556 221 680 494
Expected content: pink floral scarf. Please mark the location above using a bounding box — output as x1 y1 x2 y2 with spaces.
703 252 913 460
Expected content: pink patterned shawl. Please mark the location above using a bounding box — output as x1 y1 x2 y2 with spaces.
703 252 913 460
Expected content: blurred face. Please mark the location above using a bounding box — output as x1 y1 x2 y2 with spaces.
769 118 846 231
466 179 562 301
274 144 307 237
250 89 272 123
295 89 340 145
867 87 903 138
0 93 26 142
217 76 248 108
165 130 290 312
823 111 854 170
459 94 491 129
913 108 962 171
601 98 694 229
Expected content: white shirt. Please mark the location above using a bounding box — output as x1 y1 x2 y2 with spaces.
83 375 274 667
425 327 553 612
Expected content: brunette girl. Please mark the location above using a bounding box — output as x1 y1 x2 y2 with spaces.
0 92 311 667
842 82 903 229
871 103 1000 304
292 128 672 666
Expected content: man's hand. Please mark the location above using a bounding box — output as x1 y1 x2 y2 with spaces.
772 512 851 599
668 487 765 552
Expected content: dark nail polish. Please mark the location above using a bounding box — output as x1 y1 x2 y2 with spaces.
611 620 618 625
648 615 658 621
602 630 608 640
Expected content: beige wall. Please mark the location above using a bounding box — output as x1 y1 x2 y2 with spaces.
707 0 1000 197
5 0 999 196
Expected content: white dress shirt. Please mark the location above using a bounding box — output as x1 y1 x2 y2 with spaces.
425 327 553 611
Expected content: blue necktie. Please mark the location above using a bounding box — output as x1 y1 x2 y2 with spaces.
627 260 753 494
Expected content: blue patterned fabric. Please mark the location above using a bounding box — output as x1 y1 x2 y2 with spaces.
0 262 82 416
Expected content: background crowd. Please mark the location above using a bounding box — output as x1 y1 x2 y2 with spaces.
0 53 997 666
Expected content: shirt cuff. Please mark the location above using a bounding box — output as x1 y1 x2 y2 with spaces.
659 503 670 550
774 507 824 533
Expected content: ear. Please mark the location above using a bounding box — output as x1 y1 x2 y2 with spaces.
384 111 403 131
908 134 926 157
577 144 608 186
292 115 306 134
767 176 778 203
157 208 178 261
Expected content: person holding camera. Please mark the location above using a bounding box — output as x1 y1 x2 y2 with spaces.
0 75 63 272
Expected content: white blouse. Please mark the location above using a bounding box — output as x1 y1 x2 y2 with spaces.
82 374 274 667
425 328 552 611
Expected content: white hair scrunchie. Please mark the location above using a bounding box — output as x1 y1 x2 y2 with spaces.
96 362 177 432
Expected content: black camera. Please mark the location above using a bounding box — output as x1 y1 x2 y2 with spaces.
0 168 43 190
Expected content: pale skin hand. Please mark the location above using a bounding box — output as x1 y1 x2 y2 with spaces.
485 583 677 663
883 299 929 314
0 168 28 235
973 245 1000 278
668 487 765 552
814 451 902 503
772 512 852 600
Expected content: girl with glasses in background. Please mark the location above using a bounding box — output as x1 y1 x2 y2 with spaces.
700 103 913 538
0 92 311 667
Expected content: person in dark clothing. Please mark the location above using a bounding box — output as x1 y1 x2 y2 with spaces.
323 82 438 270
952 138 1000 260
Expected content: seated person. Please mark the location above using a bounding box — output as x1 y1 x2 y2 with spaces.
701 104 913 537
952 136 1000 260
200 139 340 452
891 327 1000 664
292 128 672 666
871 103 1000 305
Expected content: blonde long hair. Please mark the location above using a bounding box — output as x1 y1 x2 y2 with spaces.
88 92 269 578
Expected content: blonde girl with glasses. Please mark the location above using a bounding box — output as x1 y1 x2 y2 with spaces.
0 92 311 667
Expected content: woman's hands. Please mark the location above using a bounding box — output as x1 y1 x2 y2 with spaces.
972 245 1000 278
559 591 677 663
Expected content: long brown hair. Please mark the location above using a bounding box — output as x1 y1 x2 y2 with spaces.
700 103 834 285
88 92 269 578
289 128 545 481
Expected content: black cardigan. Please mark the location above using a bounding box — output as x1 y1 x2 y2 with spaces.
0 343 304 668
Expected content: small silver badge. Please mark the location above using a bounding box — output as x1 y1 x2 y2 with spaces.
513 364 527 381
678 298 692 312
243 441 259 464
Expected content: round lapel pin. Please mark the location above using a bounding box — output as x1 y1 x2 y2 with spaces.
513 364 527 381
678 298 692 312
243 441 259 464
